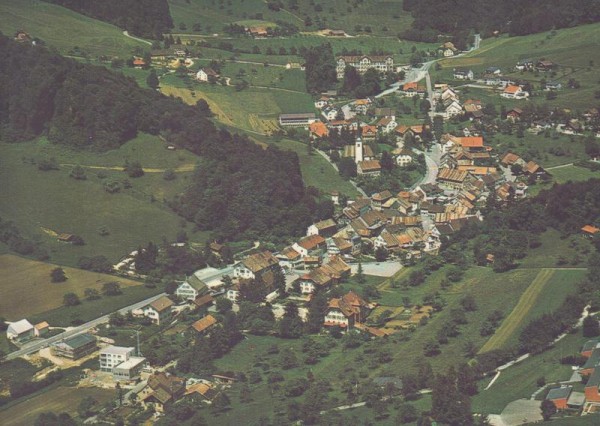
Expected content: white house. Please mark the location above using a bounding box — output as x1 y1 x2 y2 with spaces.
100 346 135 372
143 296 174 325
314 96 330 109
196 67 219 82
501 85 529 99
453 69 473 80
233 251 280 280
307 219 337 237
7 319 34 343
377 116 397 134
322 107 339 121
175 275 208 301
445 100 463 117
393 148 414 167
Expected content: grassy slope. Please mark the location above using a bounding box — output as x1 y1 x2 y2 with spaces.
0 0 147 57
434 23 600 110
0 136 208 266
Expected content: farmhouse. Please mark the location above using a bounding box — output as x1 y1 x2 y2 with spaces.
193 294 214 310
144 296 174 325
357 159 382 176
6 319 34 343
191 315 218 335
234 251 280 280
51 333 97 360
392 148 413 167
453 69 473 80
175 275 209 301
309 121 329 138
336 55 394 79
307 219 337 237
293 235 327 258
324 291 371 329
438 42 458 57
279 113 316 127
140 372 186 412
196 67 219 82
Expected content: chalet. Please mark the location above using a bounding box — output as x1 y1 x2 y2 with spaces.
506 108 523 122
6 319 34 343
307 219 338 237
445 100 463 117
374 229 400 252
175 275 209 301
350 210 386 238
500 152 525 166
298 256 350 294
582 225 600 238
453 69 473 80
343 198 372 220
278 113 316 127
293 235 327 258
371 190 393 210
361 125 378 139
536 60 555 72
354 99 371 115
51 333 97 360
523 161 546 177
377 116 397 134
322 107 339 121
501 85 529 99
309 121 329 138
144 296 174 325
191 315 218 335
545 386 572 410
276 246 303 271
184 382 217 402
438 42 458 57
233 251 280 280
324 291 371 329
392 148 413 167
336 55 394 79
437 168 470 190
132 58 146 69
140 373 186 412
196 67 219 82
357 159 381 176
399 82 425 97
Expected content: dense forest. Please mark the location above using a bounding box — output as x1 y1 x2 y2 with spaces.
0 34 323 241
402 0 600 46
42 0 173 39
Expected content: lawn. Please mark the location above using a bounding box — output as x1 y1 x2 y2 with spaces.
214 61 307 92
0 254 144 321
472 331 588 414
550 165 600 184
0 0 148 58
0 386 114 426
0 137 207 267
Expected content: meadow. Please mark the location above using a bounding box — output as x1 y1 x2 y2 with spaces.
0 136 208 267
0 0 148 58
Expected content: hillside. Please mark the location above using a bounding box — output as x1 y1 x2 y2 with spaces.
0 0 148 57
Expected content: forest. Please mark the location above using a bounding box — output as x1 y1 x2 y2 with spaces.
42 0 173 39
0 34 323 241
402 0 600 46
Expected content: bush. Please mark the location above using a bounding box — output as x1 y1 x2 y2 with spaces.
50 267 67 283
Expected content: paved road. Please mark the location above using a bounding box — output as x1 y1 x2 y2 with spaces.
122 31 152 46
412 145 440 189
5 293 166 360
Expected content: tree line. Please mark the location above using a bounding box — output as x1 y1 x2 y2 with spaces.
42 0 173 39
0 34 322 242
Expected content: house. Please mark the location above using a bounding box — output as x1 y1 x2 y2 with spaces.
51 333 97 360
299 257 351 294
524 161 546 177
501 85 529 99
377 116 397 134
437 168 470 190
336 55 394 79
392 148 413 167
545 81 562 91
322 107 339 121
371 190 393 210
144 296 174 325
278 113 316 127
361 125 378 139
350 210 386 238
307 219 338 237
247 26 269 37
192 294 214 310
327 29 347 37
580 347 600 376
6 319 34 343
545 386 572 410
506 108 523 122
515 59 534 71
276 246 303 271
438 42 458 57
445 100 463 117
500 152 525 167
357 159 381 176
343 198 372 221
132 58 146 69
293 235 327 258
175 275 209 301
100 346 135 372
233 251 280 280
309 121 329 138
582 225 600 238
584 367 600 403
191 315 218 335
184 382 218 402
314 96 331 109
536 60 555 71
34 321 49 337
112 356 146 381
324 291 371 329
485 67 502 75
140 372 186 412
196 67 219 82
374 229 400 252
453 69 473 80
354 99 371 115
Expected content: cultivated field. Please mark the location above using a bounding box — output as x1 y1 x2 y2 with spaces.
0 386 113 426
0 0 147 57
0 254 142 320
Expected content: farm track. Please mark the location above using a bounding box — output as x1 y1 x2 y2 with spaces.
478 268 556 354
59 163 196 173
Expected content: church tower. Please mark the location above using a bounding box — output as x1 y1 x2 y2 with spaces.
355 137 363 164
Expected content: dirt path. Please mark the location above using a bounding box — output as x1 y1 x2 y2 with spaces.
122 30 152 45
478 268 555 354
60 163 196 173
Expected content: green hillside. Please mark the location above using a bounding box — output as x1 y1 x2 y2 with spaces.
0 0 148 57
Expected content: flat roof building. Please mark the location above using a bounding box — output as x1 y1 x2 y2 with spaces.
279 113 316 127
100 346 135 372
112 356 146 381
51 333 97 360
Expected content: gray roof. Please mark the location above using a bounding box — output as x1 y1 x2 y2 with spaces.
7 319 34 335
587 367 600 388
582 338 600 353
279 113 315 120
185 275 208 291
567 391 585 407
582 347 600 370
59 333 96 350
546 386 572 400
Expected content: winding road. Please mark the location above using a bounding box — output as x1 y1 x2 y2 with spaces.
123 31 152 46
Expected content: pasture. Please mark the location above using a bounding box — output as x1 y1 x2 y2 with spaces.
0 254 143 320
550 165 600 184
0 137 206 266
0 386 114 426
0 0 147 57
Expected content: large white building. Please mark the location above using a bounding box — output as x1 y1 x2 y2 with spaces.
6 319 34 343
175 275 208 301
100 346 135 372
336 55 394 79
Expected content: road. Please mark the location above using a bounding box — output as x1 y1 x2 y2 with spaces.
412 145 441 189
122 31 152 46
5 293 167 360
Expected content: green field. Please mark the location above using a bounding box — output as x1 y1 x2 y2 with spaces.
0 136 208 266
549 165 600 184
168 0 413 37
434 23 600 110
0 0 148 57
217 61 307 92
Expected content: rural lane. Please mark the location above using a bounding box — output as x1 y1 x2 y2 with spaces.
122 31 152 46
5 293 167 360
